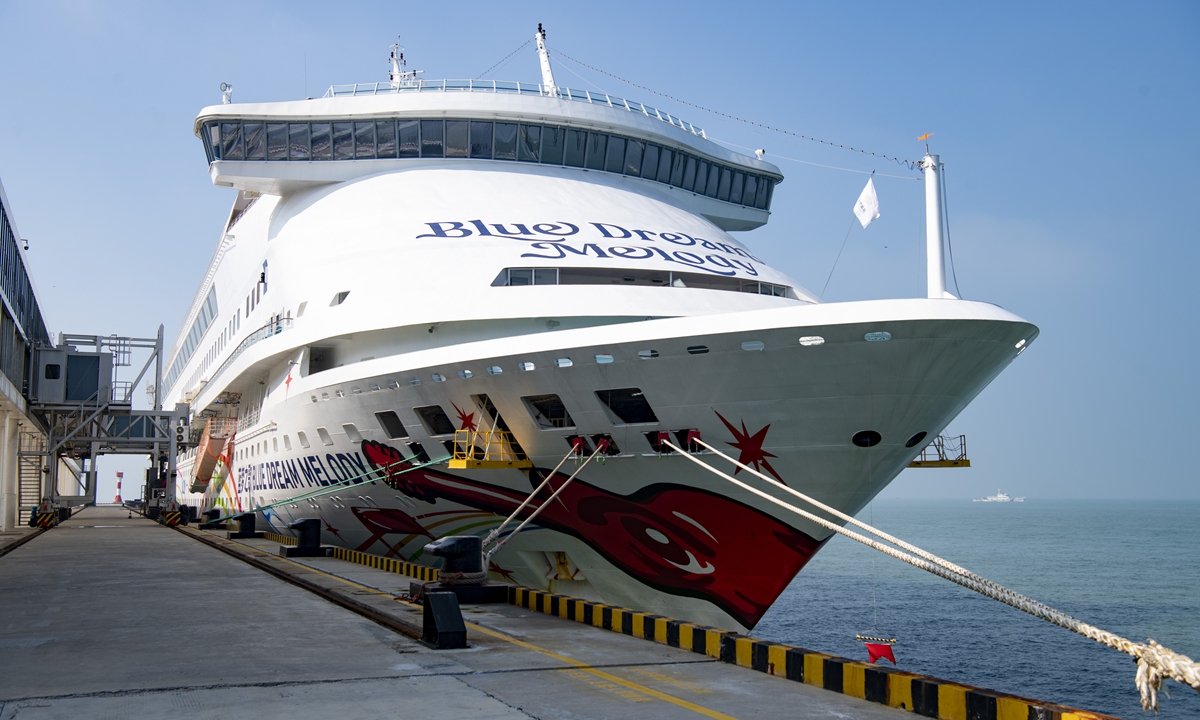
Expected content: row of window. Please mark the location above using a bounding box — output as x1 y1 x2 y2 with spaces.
164 286 218 392
201 117 777 211
0 203 50 370
491 266 794 298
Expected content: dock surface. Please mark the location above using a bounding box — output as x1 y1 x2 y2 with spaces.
0 506 907 719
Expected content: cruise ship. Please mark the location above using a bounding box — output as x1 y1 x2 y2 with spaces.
171 31 1037 631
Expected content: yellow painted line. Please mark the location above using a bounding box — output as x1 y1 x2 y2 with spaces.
465 621 738 720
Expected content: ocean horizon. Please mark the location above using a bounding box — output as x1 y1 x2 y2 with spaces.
754 498 1200 718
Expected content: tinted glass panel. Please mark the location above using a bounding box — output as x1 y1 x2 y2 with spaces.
397 120 419 157
585 132 607 170
375 120 396 158
221 122 243 160
730 172 744 203
670 152 686 186
518 124 541 162
657 148 674 183
445 120 469 157
289 123 310 160
605 136 625 173
765 181 775 209
420 120 443 157
311 123 331 159
625 140 644 176
469 121 493 158
717 167 733 200
643 145 659 179
541 126 564 164
743 175 757 207
374 410 408 439
756 177 770 208
414 405 456 436
354 121 375 158
595 388 659 424
508 268 532 286
244 123 265 159
706 164 721 197
493 122 517 160
691 160 705 194
684 157 699 192
266 123 287 160
564 129 587 166
333 122 354 159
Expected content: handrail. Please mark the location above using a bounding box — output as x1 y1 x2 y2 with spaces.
322 79 706 138
200 317 294 399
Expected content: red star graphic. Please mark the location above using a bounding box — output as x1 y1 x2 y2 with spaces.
322 518 343 541
488 561 518 583
284 369 293 397
713 410 784 483
451 402 477 431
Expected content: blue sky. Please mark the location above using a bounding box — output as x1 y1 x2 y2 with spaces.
0 1 1196 500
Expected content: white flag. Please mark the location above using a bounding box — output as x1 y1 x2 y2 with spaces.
853 177 880 229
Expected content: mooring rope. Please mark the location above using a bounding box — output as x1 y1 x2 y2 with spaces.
663 440 1200 711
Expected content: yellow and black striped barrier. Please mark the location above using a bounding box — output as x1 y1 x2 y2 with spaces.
507 586 1116 720
329 547 440 582
251 540 1111 720
159 510 182 527
32 512 56 529
263 531 297 546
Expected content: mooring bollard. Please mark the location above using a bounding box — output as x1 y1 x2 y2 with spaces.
421 591 467 649
279 518 326 557
227 512 264 539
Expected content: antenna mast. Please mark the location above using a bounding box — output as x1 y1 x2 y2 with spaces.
388 38 422 88
536 23 557 97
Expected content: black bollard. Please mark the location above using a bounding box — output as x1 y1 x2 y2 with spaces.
421 591 467 649
227 512 265 539
280 518 326 557
415 535 508 604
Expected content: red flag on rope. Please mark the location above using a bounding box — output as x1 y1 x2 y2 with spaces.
865 642 896 665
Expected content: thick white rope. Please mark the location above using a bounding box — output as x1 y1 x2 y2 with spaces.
482 445 578 550
484 445 602 565
663 440 1199 711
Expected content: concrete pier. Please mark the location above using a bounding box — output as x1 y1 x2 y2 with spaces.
0 507 1113 720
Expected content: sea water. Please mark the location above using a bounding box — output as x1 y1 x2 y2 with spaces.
754 500 1200 718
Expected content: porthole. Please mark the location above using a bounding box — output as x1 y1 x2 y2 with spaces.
595 354 614 364
864 331 892 342
554 358 573 368
905 431 928 448
518 362 535 372
487 366 502 375
741 340 765 351
1015 339 1027 350
638 350 659 360
408 378 421 386
798 336 825 346
432 373 446 382
458 370 473 379
687 345 709 355
330 291 350 306
852 430 882 447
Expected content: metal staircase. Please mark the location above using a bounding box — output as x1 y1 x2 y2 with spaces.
17 428 44 525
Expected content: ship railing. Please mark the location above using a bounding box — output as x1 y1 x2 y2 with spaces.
204 317 294 398
448 429 532 469
323 79 705 138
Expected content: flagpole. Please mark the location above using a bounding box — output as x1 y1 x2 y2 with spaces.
920 153 952 299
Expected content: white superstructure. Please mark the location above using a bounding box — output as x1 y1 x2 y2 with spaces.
168 37 1037 631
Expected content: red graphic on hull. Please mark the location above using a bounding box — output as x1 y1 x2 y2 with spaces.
714 410 783 483
351 506 435 552
451 402 477 431
361 439 819 628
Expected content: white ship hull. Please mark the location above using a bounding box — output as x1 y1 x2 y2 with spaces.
167 68 1037 632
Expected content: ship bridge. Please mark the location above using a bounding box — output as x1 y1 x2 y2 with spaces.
193 80 782 232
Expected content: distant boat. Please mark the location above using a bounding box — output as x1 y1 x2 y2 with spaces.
973 489 1025 503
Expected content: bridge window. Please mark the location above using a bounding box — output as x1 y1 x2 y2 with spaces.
201 117 780 211
491 266 796 298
